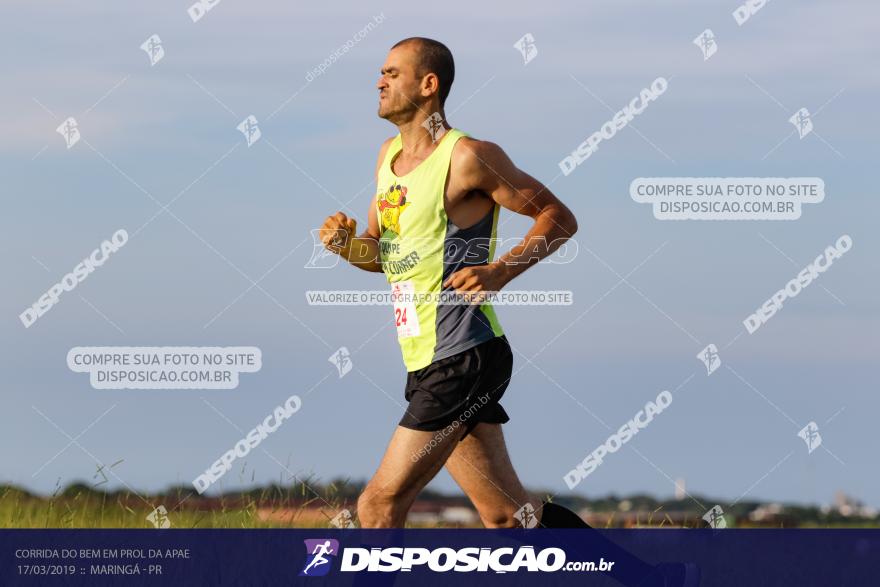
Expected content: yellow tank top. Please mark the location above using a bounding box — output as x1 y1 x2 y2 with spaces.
376 128 505 371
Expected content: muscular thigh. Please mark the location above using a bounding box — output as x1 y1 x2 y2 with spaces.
444 423 533 525
365 424 467 504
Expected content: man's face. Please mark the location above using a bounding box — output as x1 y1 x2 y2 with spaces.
377 44 424 122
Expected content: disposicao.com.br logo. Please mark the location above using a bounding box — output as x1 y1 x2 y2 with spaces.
299 541 610 575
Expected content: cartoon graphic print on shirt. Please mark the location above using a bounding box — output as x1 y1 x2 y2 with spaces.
377 183 409 234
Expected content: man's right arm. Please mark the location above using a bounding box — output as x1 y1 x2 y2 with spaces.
342 202 384 272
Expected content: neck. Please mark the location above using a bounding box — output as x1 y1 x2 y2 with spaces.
397 111 451 155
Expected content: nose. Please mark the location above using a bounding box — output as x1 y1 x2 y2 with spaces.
376 77 387 91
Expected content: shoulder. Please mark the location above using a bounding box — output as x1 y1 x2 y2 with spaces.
451 136 507 166
375 135 397 176
378 135 397 161
450 136 515 183
379 135 396 153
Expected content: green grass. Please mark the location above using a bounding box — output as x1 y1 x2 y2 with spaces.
0 482 353 529
3 484 876 529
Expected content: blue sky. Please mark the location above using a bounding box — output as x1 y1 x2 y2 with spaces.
1 0 877 510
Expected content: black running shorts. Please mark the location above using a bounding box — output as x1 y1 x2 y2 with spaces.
398 334 513 438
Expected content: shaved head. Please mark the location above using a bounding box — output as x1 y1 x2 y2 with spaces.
390 37 455 107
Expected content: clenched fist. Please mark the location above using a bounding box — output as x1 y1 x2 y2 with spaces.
319 212 357 254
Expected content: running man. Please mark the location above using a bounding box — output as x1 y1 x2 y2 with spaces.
318 37 699 586
320 36 582 530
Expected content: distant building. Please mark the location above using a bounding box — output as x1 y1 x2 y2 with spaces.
407 501 479 526
832 491 878 519
748 503 783 522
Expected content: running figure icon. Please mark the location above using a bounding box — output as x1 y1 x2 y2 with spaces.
301 540 336 576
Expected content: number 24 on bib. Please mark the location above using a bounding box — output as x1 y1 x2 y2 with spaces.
391 281 420 338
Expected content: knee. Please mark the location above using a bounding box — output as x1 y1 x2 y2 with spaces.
479 497 545 528
356 485 408 528
478 507 519 528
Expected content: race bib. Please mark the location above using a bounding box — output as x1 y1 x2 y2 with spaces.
391 280 420 338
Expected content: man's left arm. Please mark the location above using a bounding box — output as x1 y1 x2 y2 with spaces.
443 140 578 295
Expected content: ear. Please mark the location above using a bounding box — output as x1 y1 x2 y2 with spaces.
421 72 439 100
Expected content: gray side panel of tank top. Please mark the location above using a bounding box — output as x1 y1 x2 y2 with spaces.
431 208 497 361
